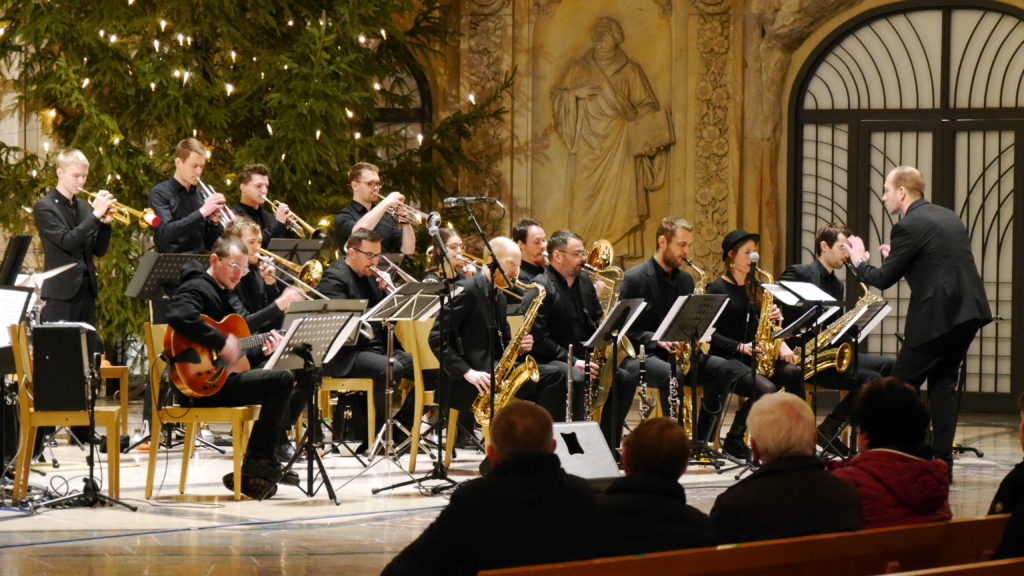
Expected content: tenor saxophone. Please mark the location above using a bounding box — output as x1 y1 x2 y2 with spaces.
472 281 546 427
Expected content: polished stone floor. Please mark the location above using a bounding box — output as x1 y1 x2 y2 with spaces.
0 401 1019 576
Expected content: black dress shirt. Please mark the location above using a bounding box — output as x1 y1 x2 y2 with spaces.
333 201 403 253
232 202 295 248
149 177 222 253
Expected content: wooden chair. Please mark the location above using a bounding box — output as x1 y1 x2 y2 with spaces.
10 323 122 501
318 377 376 446
143 322 258 501
100 364 130 432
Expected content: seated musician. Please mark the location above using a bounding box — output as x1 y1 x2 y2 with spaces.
427 237 538 438
512 218 548 283
423 228 474 283
705 229 804 461
778 222 893 456
520 229 614 422
166 235 302 498
230 163 298 247
318 227 416 452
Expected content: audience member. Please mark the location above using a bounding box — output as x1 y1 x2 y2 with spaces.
830 377 951 528
992 392 1024 559
596 418 715 556
710 393 862 543
382 401 597 576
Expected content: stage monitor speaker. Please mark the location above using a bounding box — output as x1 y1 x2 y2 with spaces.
552 421 620 486
32 324 91 412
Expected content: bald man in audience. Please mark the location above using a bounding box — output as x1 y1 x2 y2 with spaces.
382 401 597 576
710 393 863 544
596 417 715 556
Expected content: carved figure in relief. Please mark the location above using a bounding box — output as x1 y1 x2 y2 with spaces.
551 17 671 252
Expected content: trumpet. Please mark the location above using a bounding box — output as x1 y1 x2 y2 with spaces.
79 188 160 228
197 178 236 223
257 248 326 298
372 191 429 226
261 195 327 240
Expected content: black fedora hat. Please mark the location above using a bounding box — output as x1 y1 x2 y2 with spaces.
721 229 760 261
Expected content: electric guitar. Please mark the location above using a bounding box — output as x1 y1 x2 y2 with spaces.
163 313 271 397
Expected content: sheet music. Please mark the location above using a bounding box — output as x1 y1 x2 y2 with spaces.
266 318 304 368
653 295 689 341
857 303 892 344
0 287 33 348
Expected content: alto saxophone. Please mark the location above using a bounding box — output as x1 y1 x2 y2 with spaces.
472 281 546 427
676 258 708 375
754 268 782 377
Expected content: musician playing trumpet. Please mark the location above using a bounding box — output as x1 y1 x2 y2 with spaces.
333 162 415 256
231 163 297 247
149 138 225 254
32 148 113 445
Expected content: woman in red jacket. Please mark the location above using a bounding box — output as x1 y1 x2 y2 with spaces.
830 377 951 528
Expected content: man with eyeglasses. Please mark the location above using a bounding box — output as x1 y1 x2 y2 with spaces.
333 162 415 256
318 227 416 452
166 235 303 498
512 219 548 283
521 229 617 422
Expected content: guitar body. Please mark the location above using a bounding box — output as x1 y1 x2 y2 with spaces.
164 314 252 398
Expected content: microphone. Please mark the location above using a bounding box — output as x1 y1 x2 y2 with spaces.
443 196 497 208
749 251 760 283
426 211 442 233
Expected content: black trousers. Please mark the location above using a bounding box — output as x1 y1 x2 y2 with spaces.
810 353 895 424
520 360 581 422
185 368 295 462
327 349 415 442
893 321 980 465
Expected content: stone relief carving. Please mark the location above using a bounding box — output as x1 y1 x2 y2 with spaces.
469 0 510 16
550 17 673 253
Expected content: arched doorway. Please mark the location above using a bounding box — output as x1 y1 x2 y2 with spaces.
789 1 1024 411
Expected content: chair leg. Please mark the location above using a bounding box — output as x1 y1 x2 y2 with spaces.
180 423 199 494
102 415 120 499
409 387 426 473
444 408 459 469
14 424 37 502
145 415 162 499
232 418 245 501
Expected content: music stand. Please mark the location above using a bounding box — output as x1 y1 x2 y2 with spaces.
0 286 34 501
335 282 445 493
653 294 732 463
266 238 324 266
260 299 366 503
0 235 31 287
583 298 646 443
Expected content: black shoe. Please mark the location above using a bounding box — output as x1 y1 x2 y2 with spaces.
722 435 751 461
353 442 369 456
74 431 104 445
98 434 131 454
455 430 479 450
242 456 284 484
222 472 278 499
279 469 300 486
274 442 296 463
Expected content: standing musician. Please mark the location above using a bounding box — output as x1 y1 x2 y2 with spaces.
32 148 113 446
705 229 804 460
520 230 610 422
231 163 297 248
149 138 225 254
318 227 416 451
778 222 893 455
512 219 548 283
428 237 558 431
612 217 744 449
847 166 991 471
333 162 415 256
166 235 301 498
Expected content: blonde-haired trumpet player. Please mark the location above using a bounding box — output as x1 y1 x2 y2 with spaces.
32 148 114 445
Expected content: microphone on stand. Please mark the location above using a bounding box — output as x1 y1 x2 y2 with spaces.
749 251 760 284
442 196 498 208
427 212 448 259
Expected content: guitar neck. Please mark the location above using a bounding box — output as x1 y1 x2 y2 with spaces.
238 332 270 354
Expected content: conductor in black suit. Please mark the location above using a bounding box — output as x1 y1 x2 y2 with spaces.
847 166 992 470
779 222 893 455
33 149 114 343
318 227 415 448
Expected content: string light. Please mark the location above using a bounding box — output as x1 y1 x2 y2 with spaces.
99 29 105 38
30 169 37 178
468 93 476 105
43 141 50 153
108 34 117 43
315 129 321 140
416 133 424 146
112 136 121 145
149 82 156 91
0 26 6 37
287 20 294 26
81 77 90 88
153 39 160 51
159 19 167 32
280 153 286 161
225 178 232 186
354 132 362 139
47 109 57 118
176 33 184 46
128 0 135 5
225 83 234 96
266 123 273 135
358 34 366 44
230 50 237 63
373 82 381 91
345 108 354 118
380 29 387 40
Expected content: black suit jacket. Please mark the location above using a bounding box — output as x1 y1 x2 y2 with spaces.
619 257 695 355
778 260 844 330
856 199 991 347
317 259 397 374
521 266 602 364
32 188 112 301
428 273 510 410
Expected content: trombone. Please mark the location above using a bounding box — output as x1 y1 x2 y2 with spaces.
372 191 429 226
79 188 160 228
261 195 326 240
256 248 326 299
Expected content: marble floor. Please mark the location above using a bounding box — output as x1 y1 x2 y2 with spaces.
0 402 1019 576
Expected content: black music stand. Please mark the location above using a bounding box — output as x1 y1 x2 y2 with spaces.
335 282 445 494
653 294 732 465
266 238 324 266
260 299 366 503
583 298 646 444
0 286 34 502
0 235 31 287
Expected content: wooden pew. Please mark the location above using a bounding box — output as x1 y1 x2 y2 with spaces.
480 515 1009 576
888 557 1024 575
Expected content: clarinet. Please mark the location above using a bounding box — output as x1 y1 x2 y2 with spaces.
583 349 594 421
668 351 681 422
565 344 573 422
637 345 653 420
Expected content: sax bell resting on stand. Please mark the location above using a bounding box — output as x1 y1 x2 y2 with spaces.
793 282 882 381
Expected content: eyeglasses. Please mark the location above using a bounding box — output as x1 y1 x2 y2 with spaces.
226 261 250 276
356 180 382 189
556 249 587 259
351 247 381 260
446 242 465 251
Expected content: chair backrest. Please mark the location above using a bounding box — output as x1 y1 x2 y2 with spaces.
395 319 439 372
9 323 30 406
144 323 169 409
